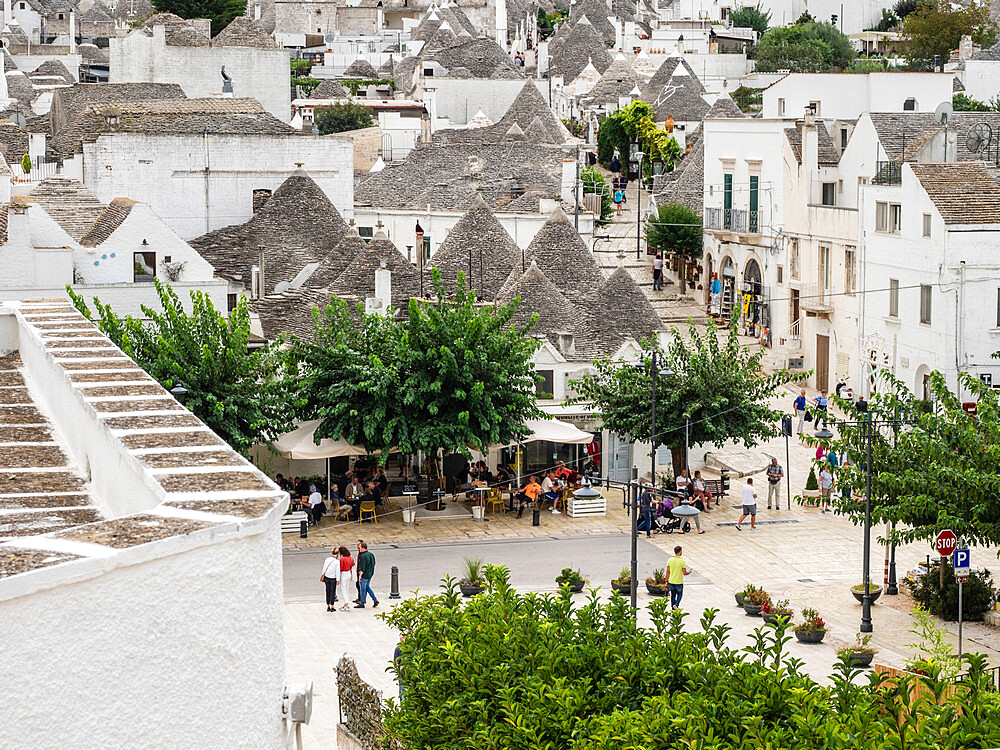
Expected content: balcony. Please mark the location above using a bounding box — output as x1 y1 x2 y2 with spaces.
873 160 902 185
798 284 834 316
705 207 748 232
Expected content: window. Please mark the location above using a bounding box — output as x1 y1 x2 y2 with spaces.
254 4 261 19
903 98 916 111
889 278 899 317
840 128 848 149
922 213 931 238
18 2 25 9
57 12 63 18
777 265 784 284
133 251 155 282
844 249 856 295
358 226 374 241
818 245 831 299
749 175 759 232
790 239 800 280
535 369 554 397
920 284 932 324
777 98 785 116
423 68 434 76
227 293 238 312
723 173 733 229
422 235 431 259
875 201 901 233
809 100 821 116
821 182 836 206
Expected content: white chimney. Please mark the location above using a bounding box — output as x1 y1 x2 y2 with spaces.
68 10 76 53
374 263 391 311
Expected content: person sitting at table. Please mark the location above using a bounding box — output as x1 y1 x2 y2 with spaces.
302 484 327 526
540 471 562 514
692 470 713 511
475 460 493 485
336 471 351 499
514 475 541 519
375 467 389 497
345 475 364 512
454 461 473 497
275 473 291 492
554 460 579 486
359 482 383 518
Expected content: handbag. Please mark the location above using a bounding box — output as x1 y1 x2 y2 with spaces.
804 410 813 422
320 574 326 583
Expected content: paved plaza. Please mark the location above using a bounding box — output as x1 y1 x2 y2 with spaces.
282 402 1000 746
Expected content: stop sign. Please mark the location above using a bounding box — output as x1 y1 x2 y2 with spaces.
934 529 958 557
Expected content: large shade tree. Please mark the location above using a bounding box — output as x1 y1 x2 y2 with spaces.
754 21 856 72
812 370 1000 551
68 281 298 456
292 271 543 462
572 316 806 476
150 0 245 34
902 0 996 67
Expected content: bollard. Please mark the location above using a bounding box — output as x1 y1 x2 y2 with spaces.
299 519 308 538
532 508 540 527
390 565 401 599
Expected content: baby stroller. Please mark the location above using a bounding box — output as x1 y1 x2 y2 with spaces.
654 501 684 533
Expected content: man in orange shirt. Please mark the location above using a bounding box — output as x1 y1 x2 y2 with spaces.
515 475 541 519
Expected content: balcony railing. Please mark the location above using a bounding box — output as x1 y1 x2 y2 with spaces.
706 207 721 229
705 207 748 232
873 160 902 185
749 209 759 233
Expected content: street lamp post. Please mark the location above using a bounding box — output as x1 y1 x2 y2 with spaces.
635 150 645 260
861 413 874 632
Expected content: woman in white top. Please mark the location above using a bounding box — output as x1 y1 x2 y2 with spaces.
321 549 340 612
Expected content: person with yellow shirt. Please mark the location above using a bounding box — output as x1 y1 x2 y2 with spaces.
666 545 690 610
515 476 542 519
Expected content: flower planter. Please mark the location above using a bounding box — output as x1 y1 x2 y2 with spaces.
735 593 745 607
611 581 631 595
460 583 485 597
794 629 827 644
743 603 764 617
843 651 875 668
762 612 792 626
558 580 586 593
801 489 821 499
852 586 882 604
646 582 669 597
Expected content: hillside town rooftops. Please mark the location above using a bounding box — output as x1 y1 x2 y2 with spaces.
548 17 612 83
784 123 841 166
582 53 641 107
343 58 379 78
29 177 107 241
308 79 349 99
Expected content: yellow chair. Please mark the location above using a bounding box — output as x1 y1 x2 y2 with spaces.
359 500 377 524
486 487 505 514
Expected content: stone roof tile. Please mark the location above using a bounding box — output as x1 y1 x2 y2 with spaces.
549 17 612 83
343 58 379 78
30 177 107 241
332 232 419 307
909 162 1000 224
308 79 348 99
139 12 211 46
79 198 137 247
212 16 277 49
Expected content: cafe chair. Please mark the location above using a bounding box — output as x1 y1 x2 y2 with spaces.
359 500 377 524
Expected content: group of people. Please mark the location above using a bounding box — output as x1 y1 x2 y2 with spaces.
512 461 584 518
319 539 380 612
275 467 388 525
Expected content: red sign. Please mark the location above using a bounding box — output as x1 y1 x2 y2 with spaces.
934 529 958 557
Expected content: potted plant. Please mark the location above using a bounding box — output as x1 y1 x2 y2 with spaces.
851 582 883 604
646 568 669 597
459 558 486 597
736 583 759 607
611 568 631 595
838 633 878 668
743 587 770 617
556 567 586 593
800 466 821 502
761 598 793 625
794 608 827 643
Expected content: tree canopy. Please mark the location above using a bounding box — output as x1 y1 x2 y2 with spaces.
581 167 614 225
150 0 245 35
754 21 856 72
901 0 997 66
645 202 702 259
812 370 1000 550
731 3 771 36
291 272 543 461
382 567 1000 749
314 102 374 134
67 281 298 456
597 101 682 171
571 317 805 474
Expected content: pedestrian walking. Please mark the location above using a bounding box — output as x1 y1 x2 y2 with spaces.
819 466 834 513
766 458 783 510
652 253 663 291
793 389 807 436
338 545 354 611
321 548 340 612
710 273 722 315
637 483 654 536
355 540 380 609
813 390 829 430
736 477 757 531
667 545 690 610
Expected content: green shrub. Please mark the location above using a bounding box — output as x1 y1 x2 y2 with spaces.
645 202 702 259
314 102 374 134
556 567 584 586
613 567 631 585
581 167 614 225
908 561 994 621
21 153 30 174
805 465 819 490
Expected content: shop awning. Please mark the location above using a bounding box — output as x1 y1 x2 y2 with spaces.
519 418 594 445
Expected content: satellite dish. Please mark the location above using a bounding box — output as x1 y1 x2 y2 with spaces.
273 281 291 294
966 122 992 156
934 100 953 125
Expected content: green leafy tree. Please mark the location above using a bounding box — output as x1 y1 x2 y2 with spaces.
755 21 856 72
731 3 771 36
812 370 1000 550
292 272 543 462
893 0 918 19
313 102 374 134
596 113 630 169
581 167 614 225
67 281 297 455
150 0 246 35
571 316 806 474
868 8 900 31
597 102 682 172
382 567 1000 748
953 91 994 111
902 0 997 66
645 202 702 259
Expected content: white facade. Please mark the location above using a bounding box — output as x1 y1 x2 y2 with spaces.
860 165 1000 400
78 132 353 239
761 73 954 120
962 59 1000 107
658 0 883 34
110 25 291 122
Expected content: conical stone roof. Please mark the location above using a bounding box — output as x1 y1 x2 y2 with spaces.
564 59 601 97
522 206 605 303
641 59 709 122
548 17 612 83
592 266 664 341
426 194 523 299
343 59 378 78
704 94 745 119
497 261 580 337
494 80 571 143
333 232 419 308
633 49 657 79
568 0 617 46
309 79 348 99
641 56 703 100
583 53 640 106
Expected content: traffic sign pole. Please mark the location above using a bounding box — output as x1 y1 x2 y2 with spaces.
958 579 964 658
934 530 958 589
953 547 970 658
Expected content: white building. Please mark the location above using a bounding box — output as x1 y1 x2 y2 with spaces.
960 42 1000 106
0 299 293 747
761 72 955 120
860 161 1000 400
658 0 883 35
109 15 292 122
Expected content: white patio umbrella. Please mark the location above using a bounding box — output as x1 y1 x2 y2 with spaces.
501 417 595 487
270 420 369 501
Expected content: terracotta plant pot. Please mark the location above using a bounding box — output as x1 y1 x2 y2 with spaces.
460 583 485 598
795 629 827 644
743 603 764 617
646 582 669 597
852 586 883 604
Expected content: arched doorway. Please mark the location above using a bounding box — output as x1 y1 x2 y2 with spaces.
740 257 768 343
720 256 736 317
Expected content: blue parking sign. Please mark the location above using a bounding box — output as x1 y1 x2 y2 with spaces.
953 548 971 570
